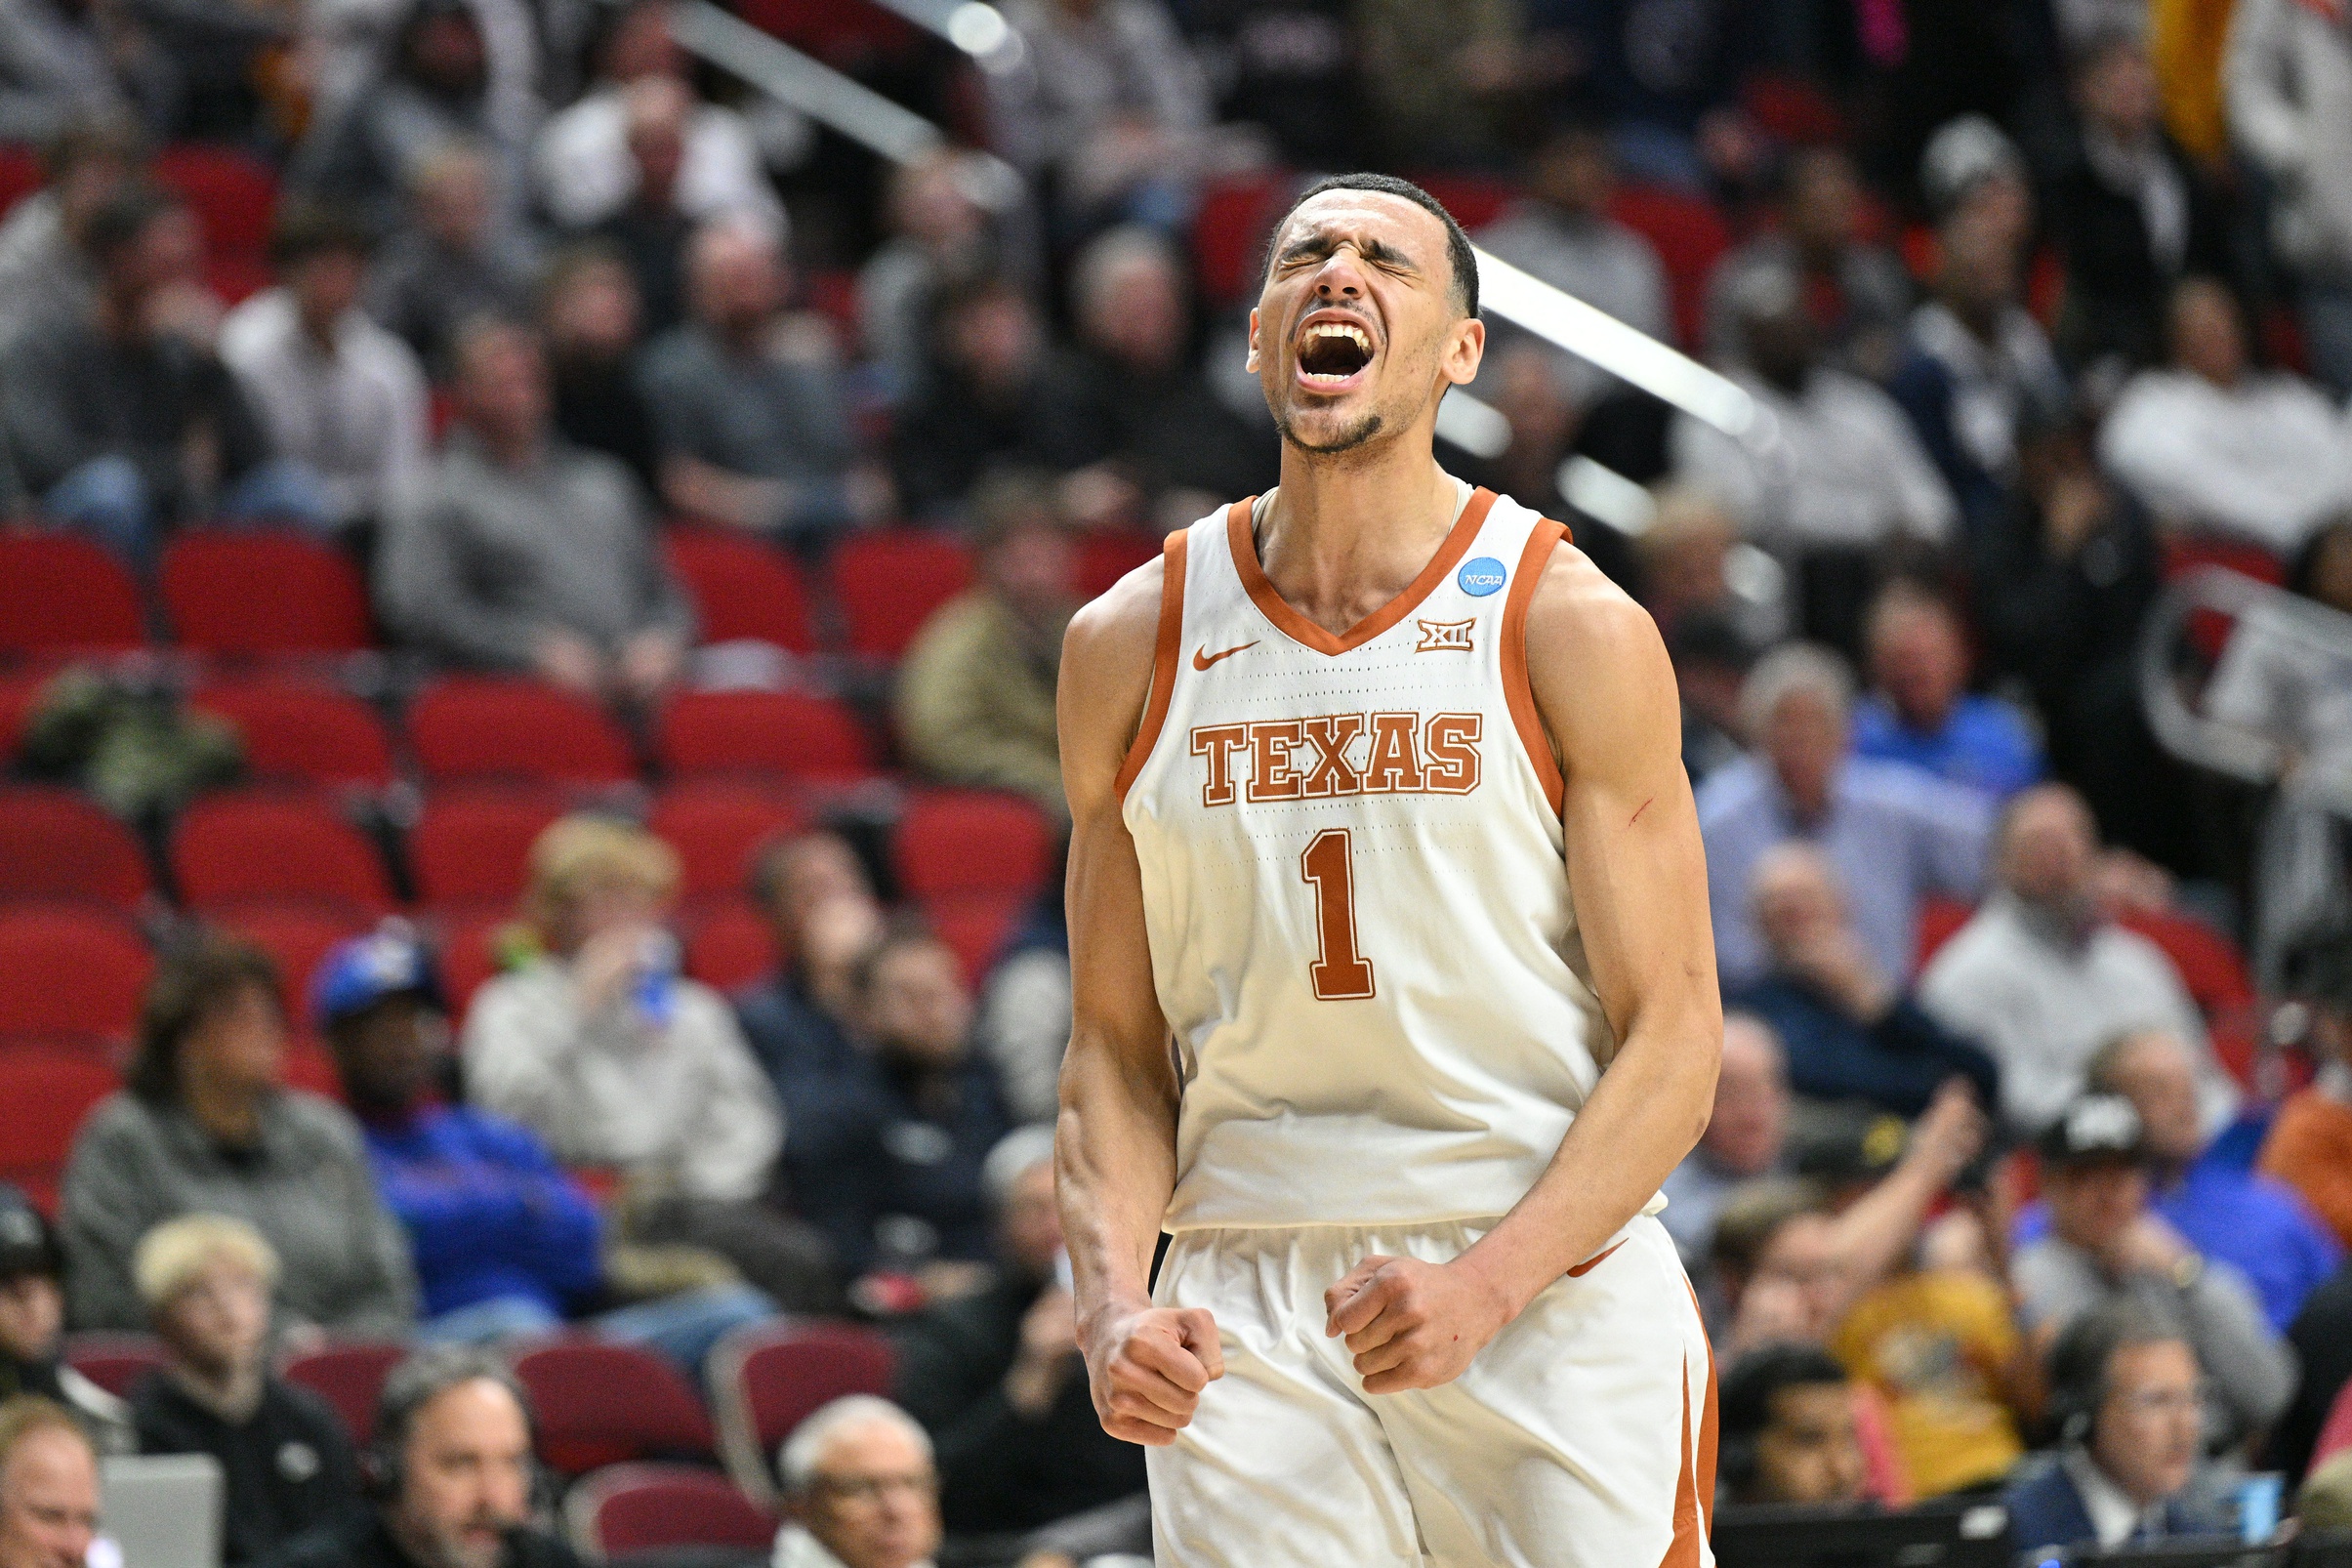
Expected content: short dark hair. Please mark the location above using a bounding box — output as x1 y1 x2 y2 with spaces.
82 184 180 268
1719 1343 1851 1462
268 201 374 269
1264 173 1478 318
371 1346 533 1489
41 110 141 181
2045 1298 2189 1444
129 932 283 1104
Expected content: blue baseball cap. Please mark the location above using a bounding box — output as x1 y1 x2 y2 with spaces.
309 920 443 1031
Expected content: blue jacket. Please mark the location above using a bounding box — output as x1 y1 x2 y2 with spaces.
2003 1456 2234 1561
1851 693 2044 804
1728 974 2001 1117
360 1104 604 1319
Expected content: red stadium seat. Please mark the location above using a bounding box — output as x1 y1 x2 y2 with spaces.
0 537 145 655
432 905 523 1013
664 530 816 653
0 908 152 1044
190 681 397 789
511 1339 715 1475
160 533 374 655
220 904 374 1029
728 0 918 62
0 788 151 910
409 787 569 906
564 1464 778 1559
151 144 278 263
709 1321 893 1502
924 893 1024 988
1410 173 1515 230
1193 172 1289 305
0 146 41 219
1914 895 1975 971
0 667 58 762
655 690 877 783
172 791 395 917
284 1342 406 1444
62 1335 166 1398
1075 531 1162 601
282 1040 344 1097
648 782 806 900
681 897 775 992
1609 186 1732 349
893 790 1054 900
0 1046 121 1213
407 680 638 785
830 531 973 661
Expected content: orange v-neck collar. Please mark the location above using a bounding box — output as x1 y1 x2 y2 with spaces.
1224 486 1499 656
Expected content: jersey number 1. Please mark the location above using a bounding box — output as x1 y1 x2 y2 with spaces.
1301 829 1375 1000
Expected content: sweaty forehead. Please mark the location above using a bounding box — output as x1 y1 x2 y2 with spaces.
1271 190 1449 275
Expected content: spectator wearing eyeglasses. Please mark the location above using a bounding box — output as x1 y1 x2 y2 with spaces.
773 1396 941 1568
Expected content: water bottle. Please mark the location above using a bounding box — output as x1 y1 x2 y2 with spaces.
633 929 681 1030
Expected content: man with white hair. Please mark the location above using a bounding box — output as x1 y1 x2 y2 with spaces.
0 1398 98 1568
774 1397 941 1568
1657 1013 1794 1266
1697 641 1994 987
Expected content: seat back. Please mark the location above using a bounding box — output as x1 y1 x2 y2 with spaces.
681 897 776 992
707 1322 893 1504
655 691 875 783
219 905 375 1035
62 1335 166 1398
0 789 151 910
160 534 374 655
172 791 395 916
648 782 806 901
283 1342 407 1444
892 790 1054 901
409 787 569 907
0 908 152 1044
190 681 397 788
830 532 973 661
512 1339 715 1475
664 530 816 653
0 537 145 654
0 1046 122 1212
564 1463 778 1558
408 680 637 786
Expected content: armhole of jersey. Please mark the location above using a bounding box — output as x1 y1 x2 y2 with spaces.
1502 516 1569 817
1114 527 1189 803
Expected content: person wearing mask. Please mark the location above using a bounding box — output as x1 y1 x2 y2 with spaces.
60 933 417 1336
1730 843 2000 1116
0 1397 100 1568
2003 1301 2239 1555
895 471 1077 820
1919 784 2236 1136
771 1396 942 1568
0 1193 126 1450
2011 1094 2295 1450
463 817 830 1312
1706 146 1915 383
263 1349 582 1568
127 1217 359 1566
1716 1345 1868 1507
1850 580 2044 802
377 316 691 705
1658 1013 1794 1267
1697 642 1993 989
363 142 536 377
890 1129 1145 1542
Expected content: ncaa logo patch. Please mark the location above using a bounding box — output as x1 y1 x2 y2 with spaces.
1457 557 1506 597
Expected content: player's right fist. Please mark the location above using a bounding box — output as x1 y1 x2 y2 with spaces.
1081 1301 1224 1447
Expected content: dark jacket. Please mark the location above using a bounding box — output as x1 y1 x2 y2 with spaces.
264 1512 581 1568
2271 1261 2352 1480
1728 973 2001 1117
2042 132 2235 374
131 1373 361 1566
2002 1453 2236 1558
1031 348 1277 503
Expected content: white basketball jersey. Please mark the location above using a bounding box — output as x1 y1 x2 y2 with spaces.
1121 482 1646 1231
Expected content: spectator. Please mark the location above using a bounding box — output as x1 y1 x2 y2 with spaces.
0 113 138 353
532 0 781 235
1456 343 1640 594
582 76 701 336
896 471 1076 819
974 878 1071 1127
314 923 771 1365
127 1217 359 1566
378 317 691 704
1474 122 1672 406
1032 226 1277 522
1716 1345 1867 1507
363 142 535 377
1667 612 1760 786
539 245 660 496
1707 146 1914 383
773 1396 941 1568
2225 0 2352 395
0 1192 127 1450
1638 486 1781 650
859 149 1018 405
2021 1030 2340 1330
0 5 157 145
1728 843 2001 1116
2043 28 2235 378
2259 939 2352 1250
2003 1300 2239 1555
60 933 417 1337
637 216 868 543
1919 114 2036 264
891 1129 1145 1538
0 1397 99 1568
1658 1012 1793 1266
2275 1260 2352 1483
463 816 833 1311
1850 580 2044 800
264 1348 581 1568
1696 643 1993 988
986 0 1207 240
220 203 432 540
887 276 1051 523
1919 784 2236 1135
2011 1095 2295 1448
2100 278 2352 557
0 184 304 563
733 831 884 1119
788 926 1012 1285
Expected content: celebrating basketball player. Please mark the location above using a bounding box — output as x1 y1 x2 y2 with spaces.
1054 174 1724 1567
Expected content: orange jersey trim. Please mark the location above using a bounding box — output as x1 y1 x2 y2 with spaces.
1114 528 1189 802
1225 488 1501 657
1501 516 1570 816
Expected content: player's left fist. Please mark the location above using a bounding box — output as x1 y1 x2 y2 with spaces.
1323 1255 1510 1395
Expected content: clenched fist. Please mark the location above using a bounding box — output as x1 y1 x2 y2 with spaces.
1325 1256 1510 1395
1082 1300 1223 1446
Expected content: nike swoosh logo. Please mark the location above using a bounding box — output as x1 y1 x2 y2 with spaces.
1564 1240 1626 1278
1192 640 1259 671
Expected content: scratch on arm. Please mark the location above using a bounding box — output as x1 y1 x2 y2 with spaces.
1628 797 1653 828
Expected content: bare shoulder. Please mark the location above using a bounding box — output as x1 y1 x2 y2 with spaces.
1521 539 1679 763
1058 551 1170 802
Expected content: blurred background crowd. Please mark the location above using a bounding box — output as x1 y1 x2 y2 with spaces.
3 0 2352 1563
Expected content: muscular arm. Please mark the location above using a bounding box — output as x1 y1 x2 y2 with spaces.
1053 557 1223 1443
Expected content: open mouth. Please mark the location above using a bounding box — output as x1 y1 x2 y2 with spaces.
1297 318 1374 388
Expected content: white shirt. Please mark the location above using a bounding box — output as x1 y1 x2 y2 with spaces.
2063 1450 2165 1549
772 1526 934 1568
533 88 787 233
219 288 430 526
2099 368 2352 555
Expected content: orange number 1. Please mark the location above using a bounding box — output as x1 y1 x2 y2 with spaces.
1300 828 1375 1000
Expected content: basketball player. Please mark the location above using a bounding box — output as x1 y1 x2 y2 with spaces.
1053 174 1723 1567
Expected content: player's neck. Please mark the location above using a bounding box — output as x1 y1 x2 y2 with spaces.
1258 446 1465 638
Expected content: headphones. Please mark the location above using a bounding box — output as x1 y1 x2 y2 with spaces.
361 1349 541 1505
2043 1299 2180 1449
